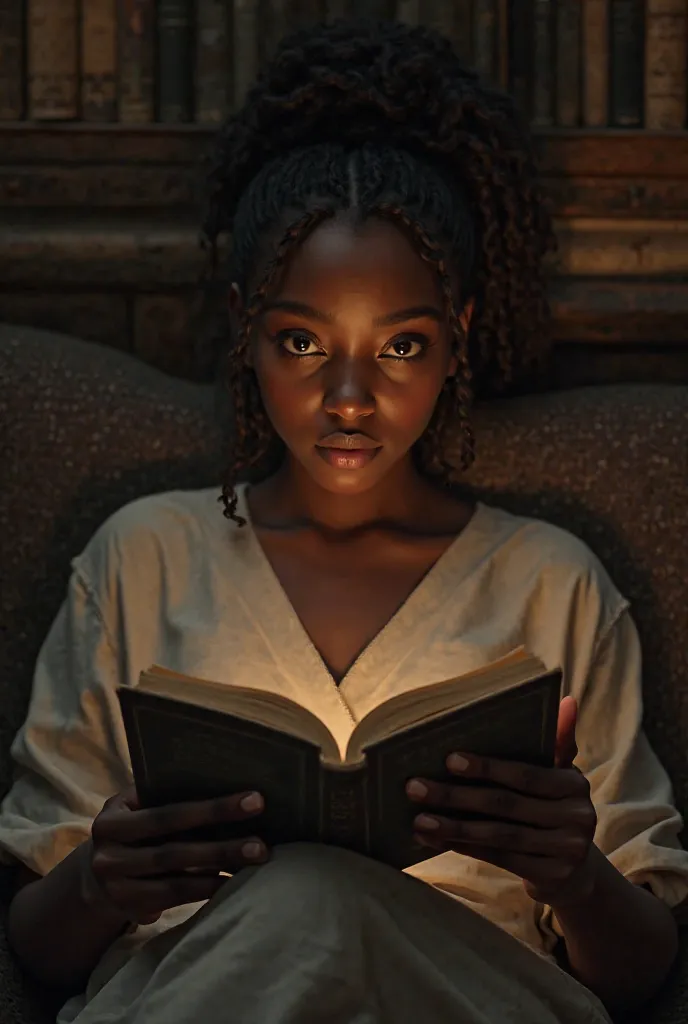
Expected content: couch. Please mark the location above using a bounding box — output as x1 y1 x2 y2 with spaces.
0 323 686 1023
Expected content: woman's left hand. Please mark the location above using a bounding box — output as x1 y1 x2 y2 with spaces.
406 696 599 906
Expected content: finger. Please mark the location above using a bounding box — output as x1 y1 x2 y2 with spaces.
92 791 265 845
92 836 269 879
413 814 587 858
108 873 229 920
406 779 573 828
555 697 579 769
444 752 587 800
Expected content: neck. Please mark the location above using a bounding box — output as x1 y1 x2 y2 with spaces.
249 455 436 534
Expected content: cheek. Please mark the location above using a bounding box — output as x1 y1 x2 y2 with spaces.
253 355 317 433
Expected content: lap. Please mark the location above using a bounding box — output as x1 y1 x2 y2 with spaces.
60 844 611 1024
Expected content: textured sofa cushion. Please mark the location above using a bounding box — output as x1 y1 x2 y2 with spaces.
0 324 687 1024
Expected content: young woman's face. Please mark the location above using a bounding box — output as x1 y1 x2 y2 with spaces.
246 215 463 497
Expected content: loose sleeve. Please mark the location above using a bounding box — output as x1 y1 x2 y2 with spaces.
0 565 132 876
550 607 688 933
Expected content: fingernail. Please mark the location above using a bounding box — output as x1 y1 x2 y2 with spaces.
415 814 440 831
447 753 469 772
240 791 264 812
242 840 265 860
406 779 428 800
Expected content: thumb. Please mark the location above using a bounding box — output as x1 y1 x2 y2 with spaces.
555 696 578 769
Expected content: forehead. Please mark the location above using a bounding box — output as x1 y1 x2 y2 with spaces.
272 215 442 305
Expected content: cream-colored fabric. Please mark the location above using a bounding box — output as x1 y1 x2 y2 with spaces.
61 843 612 1024
0 484 686 1022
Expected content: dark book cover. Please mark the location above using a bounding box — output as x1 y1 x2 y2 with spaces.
28 0 79 119
555 0 581 126
645 0 687 130
118 0 155 123
158 0 193 122
610 0 643 127
395 0 419 25
119 669 561 869
233 0 260 108
582 0 610 127
82 0 117 121
509 0 533 120
196 0 230 123
451 0 473 64
262 0 290 63
472 0 497 82
0 0 24 119
532 0 553 127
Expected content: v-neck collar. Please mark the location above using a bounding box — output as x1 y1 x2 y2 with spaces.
230 483 497 723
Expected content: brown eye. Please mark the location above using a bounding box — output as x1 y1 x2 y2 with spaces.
277 330 323 357
381 335 428 360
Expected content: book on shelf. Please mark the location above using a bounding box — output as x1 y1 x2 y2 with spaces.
532 0 554 127
452 0 474 65
118 0 155 123
233 0 260 108
610 0 643 127
645 0 687 131
196 0 231 124
0 0 24 119
555 0 582 127
82 0 117 121
582 0 610 127
119 648 562 869
509 0 533 119
472 0 498 82
395 0 420 25
28 0 79 119
158 0 193 122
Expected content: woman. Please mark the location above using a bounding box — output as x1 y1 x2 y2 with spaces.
1 19 687 1024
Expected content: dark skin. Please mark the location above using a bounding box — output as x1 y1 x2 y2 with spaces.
8 216 677 1012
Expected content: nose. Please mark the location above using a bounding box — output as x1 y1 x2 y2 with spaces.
322 357 376 423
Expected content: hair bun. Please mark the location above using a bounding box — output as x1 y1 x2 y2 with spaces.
214 19 493 221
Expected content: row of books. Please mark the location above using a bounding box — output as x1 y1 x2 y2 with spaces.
0 1 686 130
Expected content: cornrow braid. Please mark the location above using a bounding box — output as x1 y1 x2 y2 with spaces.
202 18 555 524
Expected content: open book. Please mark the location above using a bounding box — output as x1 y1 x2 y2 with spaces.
118 649 561 869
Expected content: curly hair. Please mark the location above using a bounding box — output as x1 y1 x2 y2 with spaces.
201 18 556 525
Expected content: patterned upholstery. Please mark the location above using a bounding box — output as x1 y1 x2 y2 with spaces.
0 324 686 1023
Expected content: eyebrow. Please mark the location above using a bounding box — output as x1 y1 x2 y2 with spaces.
261 300 443 327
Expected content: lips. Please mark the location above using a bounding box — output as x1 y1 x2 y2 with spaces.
316 432 382 451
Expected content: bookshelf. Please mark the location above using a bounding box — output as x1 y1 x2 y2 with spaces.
0 0 687 389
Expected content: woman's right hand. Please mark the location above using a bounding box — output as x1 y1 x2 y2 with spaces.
81 786 268 926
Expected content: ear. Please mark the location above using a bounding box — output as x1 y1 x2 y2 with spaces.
447 298 475 379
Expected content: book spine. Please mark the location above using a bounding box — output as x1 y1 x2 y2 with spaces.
645 0 687 130
320 765 369 855
424 0 455 43
263 0 290 62
158 0 193 122
452 0 473 64
531 0 553 127
0 0 24 119
610 0 644 126
555 0 582 126
196 0 230 123
82 0 118 121
582 0 610 127
326 0 351 18
118 0 155 123
294 0 325 27
395 0 419 24
497 0 510 90
509 0 533 119
28 0 79 119
233 0 260 108
472 0 497 81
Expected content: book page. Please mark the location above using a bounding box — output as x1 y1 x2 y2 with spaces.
344 649 550 764
137 666 343 763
